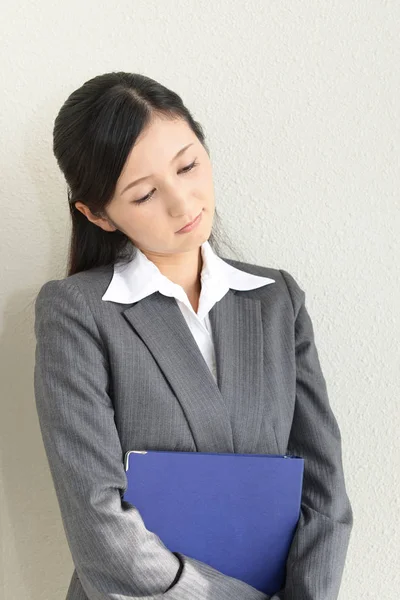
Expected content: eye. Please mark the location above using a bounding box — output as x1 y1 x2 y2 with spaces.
132 159 199 205
180 159 199 174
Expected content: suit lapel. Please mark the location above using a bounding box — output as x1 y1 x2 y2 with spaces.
209 289 266 454
122 288 267 454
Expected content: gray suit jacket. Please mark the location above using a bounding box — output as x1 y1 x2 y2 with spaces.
34 257 353 600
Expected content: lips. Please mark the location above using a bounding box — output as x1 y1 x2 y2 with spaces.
177 211 202 232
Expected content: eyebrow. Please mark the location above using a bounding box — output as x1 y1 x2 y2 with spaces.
120 142 194 196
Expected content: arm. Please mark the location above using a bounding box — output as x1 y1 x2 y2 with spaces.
34 278 270 600
268 270 354 600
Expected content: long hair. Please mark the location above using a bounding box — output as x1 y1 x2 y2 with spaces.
52 71 242 277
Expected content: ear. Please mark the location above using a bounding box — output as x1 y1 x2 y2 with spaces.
74 202 117 232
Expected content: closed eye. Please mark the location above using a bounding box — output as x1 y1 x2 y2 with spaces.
132 160 199 205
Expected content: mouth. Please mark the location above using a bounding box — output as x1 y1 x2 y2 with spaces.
176 211 203 233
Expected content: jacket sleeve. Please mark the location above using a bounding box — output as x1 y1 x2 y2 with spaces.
34 278 270 600
267 270 354 600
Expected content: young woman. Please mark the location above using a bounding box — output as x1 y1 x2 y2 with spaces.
34 71 353 600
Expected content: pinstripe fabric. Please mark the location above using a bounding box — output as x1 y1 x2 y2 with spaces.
34 257 353 600
101 240 276 385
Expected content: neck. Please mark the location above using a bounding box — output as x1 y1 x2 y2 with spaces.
142 245 203 297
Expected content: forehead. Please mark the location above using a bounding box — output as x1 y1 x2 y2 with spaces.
122 116 196 172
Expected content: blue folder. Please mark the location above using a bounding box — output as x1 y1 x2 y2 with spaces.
123 450 304 596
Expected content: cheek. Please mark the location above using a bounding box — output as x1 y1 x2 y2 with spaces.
203 181 215 204
129 209 165 235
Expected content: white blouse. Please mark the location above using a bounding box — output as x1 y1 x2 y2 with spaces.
102 240 275 382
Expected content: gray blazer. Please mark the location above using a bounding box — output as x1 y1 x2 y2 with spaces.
34 257 353 600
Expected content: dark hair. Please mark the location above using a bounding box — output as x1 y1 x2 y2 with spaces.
52 71 242 277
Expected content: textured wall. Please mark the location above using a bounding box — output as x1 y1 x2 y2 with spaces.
1 1 399 599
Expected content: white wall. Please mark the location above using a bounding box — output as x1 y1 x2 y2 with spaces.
1 1 399 598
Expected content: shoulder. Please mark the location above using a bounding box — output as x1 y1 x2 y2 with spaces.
220 256 306 318
33 265 117 345
34 264 114 306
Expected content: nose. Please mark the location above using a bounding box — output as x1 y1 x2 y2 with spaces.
164 181 193 216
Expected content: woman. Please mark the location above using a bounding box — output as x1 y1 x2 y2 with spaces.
34 71 353 600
